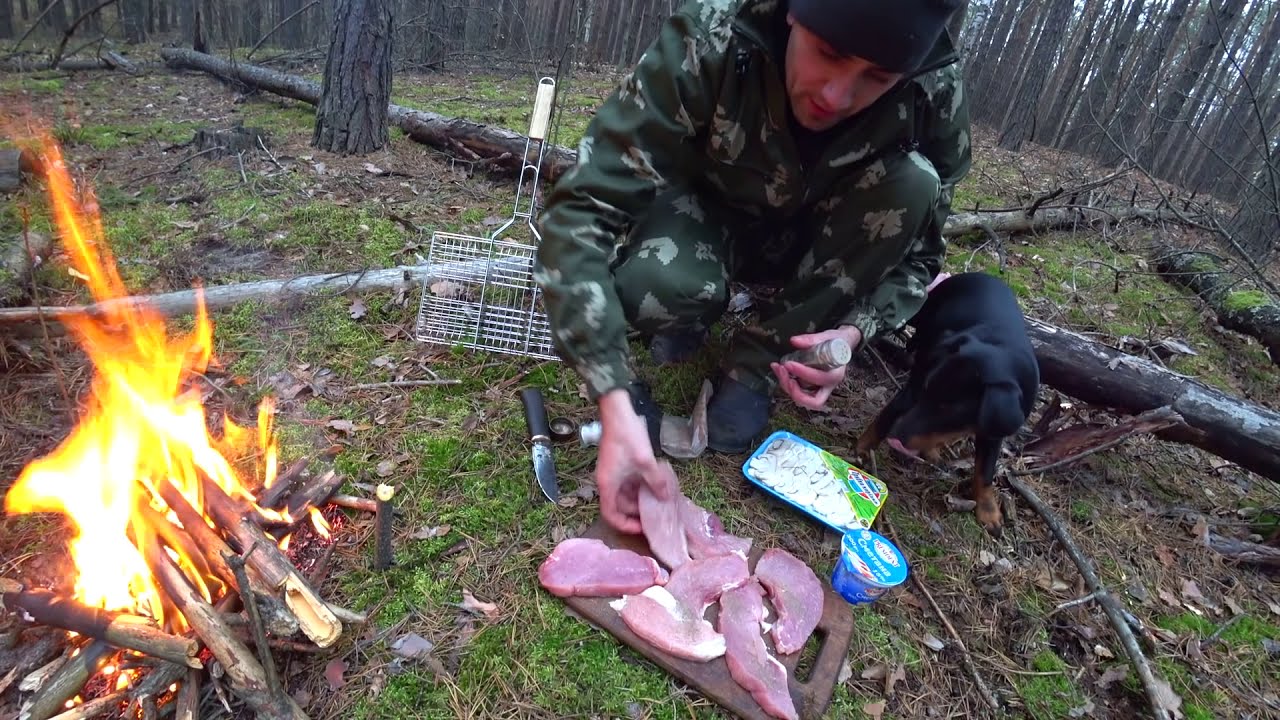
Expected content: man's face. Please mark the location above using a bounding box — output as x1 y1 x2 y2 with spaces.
785 14 904 132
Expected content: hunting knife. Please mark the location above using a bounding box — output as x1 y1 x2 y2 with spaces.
520 388 560 503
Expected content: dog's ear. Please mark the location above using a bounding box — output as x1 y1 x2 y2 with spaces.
978 382 1026 437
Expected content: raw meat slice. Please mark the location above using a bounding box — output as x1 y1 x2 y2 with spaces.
755 548 824 655
639 483 691 570
538 538 669 598
663 553 751 617
610 586 726 662
679 495 753 560
719 580 799 720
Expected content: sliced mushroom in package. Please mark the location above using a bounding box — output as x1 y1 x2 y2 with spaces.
742 430 889 534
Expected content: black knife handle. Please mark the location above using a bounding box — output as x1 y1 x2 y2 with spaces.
520 388 551 441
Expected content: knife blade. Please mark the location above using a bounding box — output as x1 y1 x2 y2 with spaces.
520 388 560 502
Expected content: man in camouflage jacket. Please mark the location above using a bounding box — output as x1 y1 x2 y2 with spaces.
533 0 971 533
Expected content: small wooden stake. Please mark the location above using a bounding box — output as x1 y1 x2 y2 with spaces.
374 484 396 570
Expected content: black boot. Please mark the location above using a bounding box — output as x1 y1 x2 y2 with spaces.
706 374 771 454
648 328 708 366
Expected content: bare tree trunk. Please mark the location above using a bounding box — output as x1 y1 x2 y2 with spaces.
981 0 1041 126
1158 0 1261 180
0 0 13 37
313 0 394 155
1037 0 1104 146
121 0 146 42
1141 0 1245 168
1210 12 1280 199
998 0 1073 151
1064 0 1145 153
38 0 68 32
1102 0 1192 166
967 0 1016 107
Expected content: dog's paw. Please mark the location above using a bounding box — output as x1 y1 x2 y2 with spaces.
975 496 1004 537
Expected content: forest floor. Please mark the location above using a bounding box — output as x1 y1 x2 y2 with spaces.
1 47 1279 720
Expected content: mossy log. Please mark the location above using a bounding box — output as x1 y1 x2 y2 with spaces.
1153 249 1280 364
1022 318 1280 482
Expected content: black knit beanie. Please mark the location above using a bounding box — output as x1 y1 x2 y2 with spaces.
789 0 965 73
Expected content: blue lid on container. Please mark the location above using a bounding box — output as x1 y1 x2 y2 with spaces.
840 529 909 588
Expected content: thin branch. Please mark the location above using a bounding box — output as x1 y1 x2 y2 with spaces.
247 0 322 60
50 0 121 68
1006 475 1175 720
883 519 1003 715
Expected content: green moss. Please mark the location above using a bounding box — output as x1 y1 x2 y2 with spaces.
1016 651 1087 719
1223 290 1268 313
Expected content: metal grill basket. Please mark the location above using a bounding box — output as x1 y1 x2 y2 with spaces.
413 77 560 361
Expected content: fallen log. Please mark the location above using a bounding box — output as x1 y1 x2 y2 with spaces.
157 47 578 182
0 254 530 326
941 205 1181 238
1024 318 1280 481
1206 532 1280 567
1153 249 1280 364
0 54 138 73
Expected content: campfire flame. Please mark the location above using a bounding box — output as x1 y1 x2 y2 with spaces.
3 132 286 624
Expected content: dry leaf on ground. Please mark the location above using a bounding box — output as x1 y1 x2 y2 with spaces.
886 665 906 696
391 632 435 659
459 589 499 619
863 700 886 720
324 659 348 690
411 525 451 540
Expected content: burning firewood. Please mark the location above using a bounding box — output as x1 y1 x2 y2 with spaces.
0 583 200 670
0 129 373 719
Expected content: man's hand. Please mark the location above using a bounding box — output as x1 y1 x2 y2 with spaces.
594 388 678 534
770 326 862 411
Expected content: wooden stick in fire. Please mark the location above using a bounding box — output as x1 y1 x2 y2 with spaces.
22 639 114 720
197 475 342 648
256 455 312 510
174 667 201 720
227 544 282 698
150 481 299 637
140 530 309 720
1 586 201 669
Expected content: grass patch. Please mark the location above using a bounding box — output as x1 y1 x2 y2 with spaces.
852 611 922 668
1016 650 1087 719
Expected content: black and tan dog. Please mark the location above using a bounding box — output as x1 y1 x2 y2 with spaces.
856 272 1040 535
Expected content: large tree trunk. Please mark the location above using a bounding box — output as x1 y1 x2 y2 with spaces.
1020 318 1280 481
312 0 394 155
1154 250 1280 364
122 0 146 43
160 47 579 182
0 0 13 38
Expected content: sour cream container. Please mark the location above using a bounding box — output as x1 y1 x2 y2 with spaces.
831 529 909 605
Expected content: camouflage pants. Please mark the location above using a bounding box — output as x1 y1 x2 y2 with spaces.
612 149 942 394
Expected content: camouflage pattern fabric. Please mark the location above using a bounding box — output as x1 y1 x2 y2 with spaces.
533 0 972 400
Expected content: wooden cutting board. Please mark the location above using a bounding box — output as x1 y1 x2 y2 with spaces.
560 518 855 720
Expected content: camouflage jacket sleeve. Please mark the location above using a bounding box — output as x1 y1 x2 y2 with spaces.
533 3 728 400
840 64 973 344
